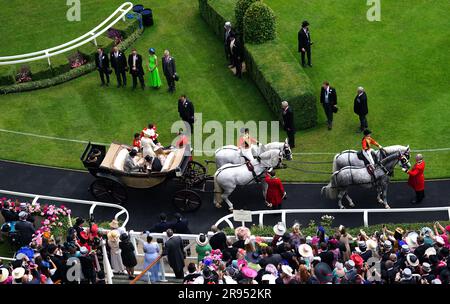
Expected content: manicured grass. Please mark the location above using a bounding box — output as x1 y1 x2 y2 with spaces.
0 0 449 182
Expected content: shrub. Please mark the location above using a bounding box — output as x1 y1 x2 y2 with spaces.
244 41 317 129
243 2 276 44
107 28 123 46
16 65 32 83
235 0 259 34
68 51 88 69
0 66 16 86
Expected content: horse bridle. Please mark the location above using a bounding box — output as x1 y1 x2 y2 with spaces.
283 143 292 160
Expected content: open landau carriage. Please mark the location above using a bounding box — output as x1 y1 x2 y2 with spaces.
81 142 207 212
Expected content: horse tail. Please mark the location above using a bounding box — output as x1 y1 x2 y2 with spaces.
213 177 223 205
321 174 338 200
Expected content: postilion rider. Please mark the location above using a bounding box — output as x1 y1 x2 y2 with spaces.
361 129 384 173
238 128 258 163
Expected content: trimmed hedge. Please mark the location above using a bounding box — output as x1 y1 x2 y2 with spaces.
235 0 259 34
243 1 276 44
0 18 142 95
199 0 317 130
0 22 143 95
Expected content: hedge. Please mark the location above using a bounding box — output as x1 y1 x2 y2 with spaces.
0 19 142 95
199 0 317 130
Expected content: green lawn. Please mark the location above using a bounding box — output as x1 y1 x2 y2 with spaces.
0 0 449 182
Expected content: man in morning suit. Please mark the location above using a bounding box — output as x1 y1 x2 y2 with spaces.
95 47 110 86
127 48 145 90
298 20 312 67
110 46 127 87
281 101 295 148
178 95 195 134
320 81 338 130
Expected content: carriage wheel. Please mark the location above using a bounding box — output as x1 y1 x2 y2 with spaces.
184 161 207 187
172 190 202 212
90 178 128 205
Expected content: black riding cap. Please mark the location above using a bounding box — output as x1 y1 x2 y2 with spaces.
363 129 372 136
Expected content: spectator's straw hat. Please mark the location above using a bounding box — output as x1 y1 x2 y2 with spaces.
383 240 392 250
424 247 436 257
401 244 410 253
406 232 419 249
314 263 333 283
366 239 378 251
281 265 293 277
196 233 209 246
298 244 313 258
406 253 419 267
273 222 286 236
395 227 404 235
422 262 432 273
18 211 28 219
402 268 412 279
261 274 276 284
12 267 25 280
0 268 9 283
356 241 367 253
109 219 119 229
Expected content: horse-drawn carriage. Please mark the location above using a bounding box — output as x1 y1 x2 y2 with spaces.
80 142 207 212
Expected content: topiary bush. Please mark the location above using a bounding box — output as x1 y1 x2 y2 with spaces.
235 0 259 34
243 2 276 44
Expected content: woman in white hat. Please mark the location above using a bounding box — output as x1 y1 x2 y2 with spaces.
195 233 212 263
12 267 25 284
0 268 11 284
107 230 125 273
298 243 314 269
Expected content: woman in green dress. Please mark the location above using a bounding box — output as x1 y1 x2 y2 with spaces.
148 48 161 88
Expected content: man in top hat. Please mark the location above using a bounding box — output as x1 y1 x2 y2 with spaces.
281 101 295 148
224 21 235 66
110 46 128 87
14 211 35 247
354 86 369 132
320 81 338 130
403 154 425 204
127 48 145 90
298 20 312 67
95 47 110 86
163 228 186 279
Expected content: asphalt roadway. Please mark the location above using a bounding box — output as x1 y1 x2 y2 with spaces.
0 160 449 233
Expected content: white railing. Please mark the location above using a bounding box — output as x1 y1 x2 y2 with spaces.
0 189 129 228
0 2 134 66
214 207 450 229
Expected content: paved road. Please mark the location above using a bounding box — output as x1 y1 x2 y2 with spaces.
0 160 449 233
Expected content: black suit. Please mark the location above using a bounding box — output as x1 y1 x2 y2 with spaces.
162 56 177 92
209 231 227 251
298 27 312 66
127 54 145 89
224 29 235 64
320 86 337 127
354 92 369 130
282 106 295 147
110 51 127 87
172 219 191 234
230 38 243 78
163 236 186 279
14 220 35 247
178 98 195 133
95 52 110 85
149 220 172 233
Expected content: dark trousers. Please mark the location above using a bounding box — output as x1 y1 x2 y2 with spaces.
114 69 127 86
301 46 311 66
323 104 333 125
132 73 145 89
233 56 242 78
359 114 368 130
98 69 110 84
225 45 232 65
415 190 425 203
165 74 175 92
286 129 295 148
173 268 184 279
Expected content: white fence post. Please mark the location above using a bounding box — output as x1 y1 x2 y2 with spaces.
259 213 264 227
363 210 369 227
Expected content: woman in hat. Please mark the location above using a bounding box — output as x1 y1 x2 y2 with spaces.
107 230 125 274
137 234 161 283
148 48 161 89
195 233 212 263
119 233 137 280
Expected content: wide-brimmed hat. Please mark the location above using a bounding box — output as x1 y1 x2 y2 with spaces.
402 268 412 279
383 240 392 250
265 264 278 276
356 241 367 253
12 267 25 280
401 244 410 253
406 253 419 267
421 227 433 236
281 265 293 277
406 232 419 249
350 254 364 267
261 274 276 284
196 233 209 246
314 262 332 283
241 266 257 279
235 226 251 240
273 222 286 236
366 239 378 251
0 268 9 283
109 219 119 229
425 247 437 257
422 262 432 273
298 244 313 258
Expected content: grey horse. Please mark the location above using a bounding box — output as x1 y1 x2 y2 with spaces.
332 145 410 172
321 150 411 209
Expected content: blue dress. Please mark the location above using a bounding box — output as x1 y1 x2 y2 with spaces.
142 242 161 282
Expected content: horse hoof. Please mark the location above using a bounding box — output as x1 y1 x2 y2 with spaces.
228 208 234 212
349 203 355 208
215 203 222 208
339 206 345 209
385 205 390 209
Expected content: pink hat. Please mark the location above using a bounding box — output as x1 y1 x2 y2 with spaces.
445 225 450 233
241 266 257 279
